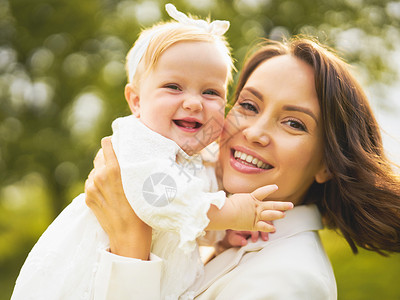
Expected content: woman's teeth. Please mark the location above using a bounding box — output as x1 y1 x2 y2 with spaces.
234 150 271 169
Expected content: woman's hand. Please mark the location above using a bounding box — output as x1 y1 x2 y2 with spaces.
85 137 152 260
217 230 269 253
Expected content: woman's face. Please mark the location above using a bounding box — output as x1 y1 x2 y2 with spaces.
219 54 329 205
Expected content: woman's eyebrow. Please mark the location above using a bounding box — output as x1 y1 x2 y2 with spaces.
242 87 264 101
283 105 318 124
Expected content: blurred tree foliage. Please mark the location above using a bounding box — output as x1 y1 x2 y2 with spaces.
1 0 399 298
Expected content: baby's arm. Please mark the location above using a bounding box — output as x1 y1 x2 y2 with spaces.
206 185 293 232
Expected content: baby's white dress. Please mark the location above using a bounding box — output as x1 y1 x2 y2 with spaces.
11 115 225 300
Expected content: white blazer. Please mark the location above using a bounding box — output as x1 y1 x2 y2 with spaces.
93 205 337 299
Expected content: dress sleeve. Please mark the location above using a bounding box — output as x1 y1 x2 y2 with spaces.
93 249 163 300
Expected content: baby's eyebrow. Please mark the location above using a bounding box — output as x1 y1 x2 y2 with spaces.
282 105 318 124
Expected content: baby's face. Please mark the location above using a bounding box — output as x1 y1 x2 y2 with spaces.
135 41 229 155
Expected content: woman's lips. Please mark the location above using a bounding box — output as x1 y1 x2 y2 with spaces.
229 148 273 174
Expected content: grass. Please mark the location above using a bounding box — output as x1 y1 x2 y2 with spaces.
320 229 400 300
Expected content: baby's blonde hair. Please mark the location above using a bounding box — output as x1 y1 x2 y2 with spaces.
125 20 234 87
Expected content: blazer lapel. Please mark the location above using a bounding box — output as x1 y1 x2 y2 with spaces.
193 205 323 297
193 241 266 296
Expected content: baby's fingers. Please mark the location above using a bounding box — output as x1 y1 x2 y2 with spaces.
259 210 286 221
257 201 294 223
255 221 276 233
261 201 294 211
250 184 278 201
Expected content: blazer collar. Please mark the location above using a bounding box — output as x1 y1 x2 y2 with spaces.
193 204 323 296
242 204 323 251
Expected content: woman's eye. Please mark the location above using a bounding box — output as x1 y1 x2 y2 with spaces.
285 119 307 132
239 102 258 113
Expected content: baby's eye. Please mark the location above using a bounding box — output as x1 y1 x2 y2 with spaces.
203 89 220 96
284 119 307 132
239 102 258 113
165 84 181 91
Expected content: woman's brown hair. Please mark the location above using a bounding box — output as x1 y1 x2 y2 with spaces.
234 37 400 255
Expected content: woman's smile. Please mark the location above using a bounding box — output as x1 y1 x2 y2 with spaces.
230 147 274 173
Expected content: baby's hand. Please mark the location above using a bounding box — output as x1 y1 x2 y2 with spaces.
228 185 294 232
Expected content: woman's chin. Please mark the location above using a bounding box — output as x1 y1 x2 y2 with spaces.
222 179 254 194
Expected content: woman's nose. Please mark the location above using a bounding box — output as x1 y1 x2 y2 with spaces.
243 122 271 146
183 95 203 112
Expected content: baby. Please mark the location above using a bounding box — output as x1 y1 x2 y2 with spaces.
12 4 293 300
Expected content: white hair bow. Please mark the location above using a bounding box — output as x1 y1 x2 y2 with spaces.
126 3 230 83
165 3 230 35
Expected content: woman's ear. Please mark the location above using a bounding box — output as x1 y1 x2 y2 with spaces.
315 164 332 184
125 83 140 117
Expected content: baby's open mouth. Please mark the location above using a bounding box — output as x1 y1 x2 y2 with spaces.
233 150 273 170
173 120 203 129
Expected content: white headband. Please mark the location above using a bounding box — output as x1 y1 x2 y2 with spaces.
126 3 230 83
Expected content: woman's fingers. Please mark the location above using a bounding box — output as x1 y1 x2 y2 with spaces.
101 137 119 173
260 231 269 241
250 184 278 201
250 231 259 242
85 169 110 234
92 149 108 189
227 231 249 247
93 148 105 169
85 169 101 207
92 137 125 200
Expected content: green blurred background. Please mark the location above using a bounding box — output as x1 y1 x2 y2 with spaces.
1 0 400 299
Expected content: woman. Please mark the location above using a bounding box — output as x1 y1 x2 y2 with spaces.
85 36 400 299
